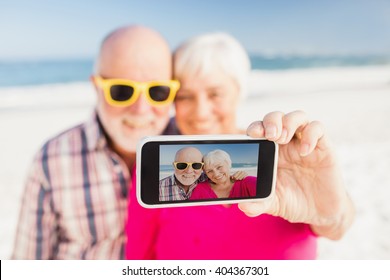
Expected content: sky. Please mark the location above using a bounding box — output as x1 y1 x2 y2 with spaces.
1 0 390 60
160 143 259 165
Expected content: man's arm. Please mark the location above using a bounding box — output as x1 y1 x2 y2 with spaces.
230 171 248 181
12 152 57 259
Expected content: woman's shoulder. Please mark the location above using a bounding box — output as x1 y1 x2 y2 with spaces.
234 176 257 186
243 176 257 183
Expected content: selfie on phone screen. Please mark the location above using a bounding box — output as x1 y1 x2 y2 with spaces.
137 136 277 208
159 144 259 201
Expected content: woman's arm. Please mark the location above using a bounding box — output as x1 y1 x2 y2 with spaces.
238 111 355 240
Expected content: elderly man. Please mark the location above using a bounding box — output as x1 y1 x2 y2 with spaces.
12 25 178 259
159 147 205 201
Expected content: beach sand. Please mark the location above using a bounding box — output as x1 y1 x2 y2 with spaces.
1 65 389 259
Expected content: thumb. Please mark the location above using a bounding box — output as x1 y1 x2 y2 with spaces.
238 199 274 217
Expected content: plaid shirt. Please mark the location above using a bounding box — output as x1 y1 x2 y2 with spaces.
12 113 177 259
159 173 207 201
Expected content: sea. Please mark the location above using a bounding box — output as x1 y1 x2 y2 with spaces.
160 162 257 173
159 163 258 180
0 54 389 88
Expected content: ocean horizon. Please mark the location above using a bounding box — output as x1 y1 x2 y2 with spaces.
1 54 389 88
159 164 258 180
160 162 258 173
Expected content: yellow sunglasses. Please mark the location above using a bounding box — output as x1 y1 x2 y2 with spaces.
93 76 180 107
173 162 204 170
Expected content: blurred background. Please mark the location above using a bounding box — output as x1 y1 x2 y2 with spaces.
1 0 389 86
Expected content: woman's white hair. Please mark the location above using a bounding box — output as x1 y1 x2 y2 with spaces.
173 32 251 100
203 149 232 169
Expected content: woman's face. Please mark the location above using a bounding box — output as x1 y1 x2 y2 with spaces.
174 69 240 135
204 160 230 185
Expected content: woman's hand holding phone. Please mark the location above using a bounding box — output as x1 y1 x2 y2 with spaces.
238 110 355 240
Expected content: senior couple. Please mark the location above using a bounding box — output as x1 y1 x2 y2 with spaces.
159 147 257 201
12 24 355 259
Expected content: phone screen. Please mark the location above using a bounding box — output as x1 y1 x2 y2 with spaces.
138 137 277 208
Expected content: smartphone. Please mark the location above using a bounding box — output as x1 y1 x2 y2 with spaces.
136 135 278 208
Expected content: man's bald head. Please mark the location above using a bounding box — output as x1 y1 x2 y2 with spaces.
95 25 172 80
175 147 203 162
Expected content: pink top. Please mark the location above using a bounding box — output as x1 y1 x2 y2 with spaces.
126 172 317 260
190 176 257 200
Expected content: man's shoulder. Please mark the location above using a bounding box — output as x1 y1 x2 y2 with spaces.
159 174 175 186
44 122 85 145
35 120 94 159
25 122 91 185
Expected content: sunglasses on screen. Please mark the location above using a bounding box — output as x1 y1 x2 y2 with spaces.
93 76 180 107
173 162 204 170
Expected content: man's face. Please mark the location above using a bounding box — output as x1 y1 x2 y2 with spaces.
93 29 173 154
95 80 172 154
174 148 203 186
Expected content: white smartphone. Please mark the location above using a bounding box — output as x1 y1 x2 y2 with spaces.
136 135 278 208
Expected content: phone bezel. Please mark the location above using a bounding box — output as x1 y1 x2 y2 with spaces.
136 135 278 208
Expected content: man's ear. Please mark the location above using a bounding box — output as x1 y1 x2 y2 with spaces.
90 76 101 99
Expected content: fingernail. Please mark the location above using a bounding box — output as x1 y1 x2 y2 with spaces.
300 143 310 156
265 125 277 139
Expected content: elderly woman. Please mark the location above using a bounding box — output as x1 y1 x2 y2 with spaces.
126 32 354 259
190 149 257 200
172 33 249 135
